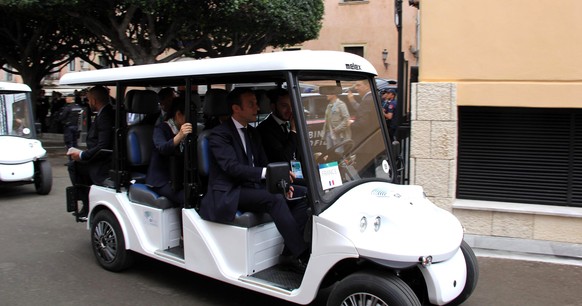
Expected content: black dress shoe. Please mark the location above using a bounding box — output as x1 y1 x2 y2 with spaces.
72 209 88 218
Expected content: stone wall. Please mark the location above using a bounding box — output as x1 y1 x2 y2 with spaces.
409 82 457 211
410 82 582 245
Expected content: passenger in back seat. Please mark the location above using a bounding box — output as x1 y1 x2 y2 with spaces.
157 87 177 122
67 86 115 219
145 97 192 205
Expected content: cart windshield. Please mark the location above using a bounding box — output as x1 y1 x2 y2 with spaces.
0 92 34 138
298 74 393 204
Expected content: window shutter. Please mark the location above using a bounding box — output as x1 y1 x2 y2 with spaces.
457 107 582 207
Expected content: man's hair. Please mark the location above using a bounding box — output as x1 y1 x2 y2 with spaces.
227 87 255 110
267 88 289 105
88 85 110 105
158 87 175 101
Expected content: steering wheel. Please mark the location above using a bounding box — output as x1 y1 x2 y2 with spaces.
315 139 354 164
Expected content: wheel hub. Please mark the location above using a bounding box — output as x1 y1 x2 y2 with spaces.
342 292 388 306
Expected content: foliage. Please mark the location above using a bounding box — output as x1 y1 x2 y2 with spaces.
0 0 323 100
59 0 324 64
0 1 97 101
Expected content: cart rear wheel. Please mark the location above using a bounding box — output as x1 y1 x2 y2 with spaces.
34 159 52 195
327 270 421 306
91 210 134 271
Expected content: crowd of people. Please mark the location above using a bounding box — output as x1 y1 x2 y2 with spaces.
36 89 91 135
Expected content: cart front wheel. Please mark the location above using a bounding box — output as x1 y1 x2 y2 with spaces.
446 240 479 305
327 270 421 306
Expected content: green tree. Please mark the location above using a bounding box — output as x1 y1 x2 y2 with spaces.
0 0 323 101
61 0 324 65
0 2 98 104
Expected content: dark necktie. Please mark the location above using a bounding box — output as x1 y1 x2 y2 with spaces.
241 127 253 165
281 122 289 135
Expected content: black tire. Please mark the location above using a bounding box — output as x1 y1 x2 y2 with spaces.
327 270 421 306
91 210 134 272
34 159 52 195
446 240 479 306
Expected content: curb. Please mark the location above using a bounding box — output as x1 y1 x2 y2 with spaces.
465 234 582 266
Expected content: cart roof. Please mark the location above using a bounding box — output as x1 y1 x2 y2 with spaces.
0 82 31 93
60 50 378 86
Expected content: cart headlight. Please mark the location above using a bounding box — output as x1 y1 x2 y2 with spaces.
360 216 367 232
373 216 381 232
419 255 433 267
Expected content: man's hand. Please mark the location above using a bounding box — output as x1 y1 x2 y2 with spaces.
347 89 356 103
67 151 82 161
286 185 295 199
174 122 193 145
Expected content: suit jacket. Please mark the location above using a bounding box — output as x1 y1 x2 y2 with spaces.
257 114 299 163
146 121 181 188
200 118 269 222
321 99 351 140
350 91 375 140
82 103 114 184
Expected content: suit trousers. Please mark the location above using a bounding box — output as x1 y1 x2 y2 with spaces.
67 161 92 213
238 187 307 257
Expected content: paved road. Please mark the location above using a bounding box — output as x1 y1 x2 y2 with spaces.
1 153 582 306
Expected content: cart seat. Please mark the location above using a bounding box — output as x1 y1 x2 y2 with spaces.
125 90 160 183
128 183 176 209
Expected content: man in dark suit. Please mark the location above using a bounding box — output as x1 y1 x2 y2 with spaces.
200 87 309 265
347 79 375 142
257 88 299 163
257 88 307 191
67 85 115 219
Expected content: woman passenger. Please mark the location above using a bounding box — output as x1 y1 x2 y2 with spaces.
145 97 192 205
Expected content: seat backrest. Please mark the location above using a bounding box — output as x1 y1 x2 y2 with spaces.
255 89 270 115
197 129 212 177
203 88 229 118
125 90 160 170
198 89 229 177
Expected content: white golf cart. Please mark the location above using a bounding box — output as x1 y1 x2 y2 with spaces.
0 82 52 195
61 51 478 306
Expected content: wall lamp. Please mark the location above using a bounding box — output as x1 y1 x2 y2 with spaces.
382 49 389 69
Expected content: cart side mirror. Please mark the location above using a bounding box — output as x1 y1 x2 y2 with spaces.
266 162 290 194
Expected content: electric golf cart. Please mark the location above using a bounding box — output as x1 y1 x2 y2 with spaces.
0 82 52 195
62 51 478 305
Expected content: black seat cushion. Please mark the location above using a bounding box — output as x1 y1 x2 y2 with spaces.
225 212 273 228
128 183 175 209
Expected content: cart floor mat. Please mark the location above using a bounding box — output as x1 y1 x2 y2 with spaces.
249 264 304 290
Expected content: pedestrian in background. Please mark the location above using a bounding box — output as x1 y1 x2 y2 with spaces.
381 88 398 140
59 94 83 152
36 89 50 133
322 92 351 153
48 91 66 133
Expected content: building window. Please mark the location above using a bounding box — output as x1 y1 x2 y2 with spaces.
343 46 365 58
69 60 75 71
457 106 582 208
